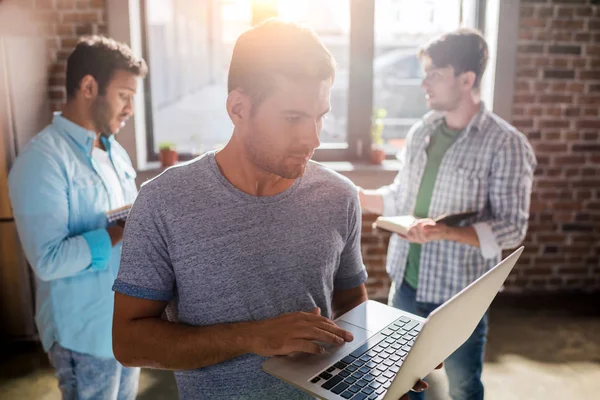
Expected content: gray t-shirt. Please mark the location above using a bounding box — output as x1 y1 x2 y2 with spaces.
113 152 367 400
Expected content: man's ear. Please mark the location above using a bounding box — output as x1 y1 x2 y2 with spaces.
79 74 98 99
461 71 476 91
226 88 252 127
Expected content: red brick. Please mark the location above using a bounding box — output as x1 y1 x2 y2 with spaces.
49 76 65 87
550 19 585 30
513 107 526 116
520 6 535 18
75 24 93 35
527 106 544 116
516 80 532 91
580 70 600 80
37 10 59 22
550 58 569 68
564 107 580 117
537 6 555 18
62 11 98 23
520 18 547 28
578 95 600 105
539 119 570 129
574 32 592 42
57 0 75 8
577 120 600 129
515 94 537 103
35 0 55 8
56 24 73 35
574 6 593 17
61 37 79 48
550 82 568 91
544 132 561 141
539 94 573 103
556 7 574 18
49 88 65 99
567 82 585 92
555 155 583 165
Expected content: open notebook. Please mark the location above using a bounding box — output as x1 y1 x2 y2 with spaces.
373 211 478 236
105 204 133 224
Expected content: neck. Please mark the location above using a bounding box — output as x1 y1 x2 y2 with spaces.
443 92 481 131
214 134 295 197
61 101 104 149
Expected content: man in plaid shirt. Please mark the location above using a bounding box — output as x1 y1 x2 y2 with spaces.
359 29 536 400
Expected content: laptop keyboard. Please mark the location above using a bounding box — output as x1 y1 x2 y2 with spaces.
309 316 422 400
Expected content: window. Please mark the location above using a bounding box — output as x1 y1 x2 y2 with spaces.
373 0 465 155
140 0 480 163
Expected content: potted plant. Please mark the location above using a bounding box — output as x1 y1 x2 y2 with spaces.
158 142 178 167
370 108 387 165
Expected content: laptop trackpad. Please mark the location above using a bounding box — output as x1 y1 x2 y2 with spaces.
321 320 370 355
284 320 370 367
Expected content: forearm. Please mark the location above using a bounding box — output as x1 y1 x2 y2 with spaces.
358 188 384 215
113 317 254 370
445 226 481 248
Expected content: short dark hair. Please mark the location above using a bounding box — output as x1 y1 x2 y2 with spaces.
66 35 148 99
418 28 488 89
227 19 336 105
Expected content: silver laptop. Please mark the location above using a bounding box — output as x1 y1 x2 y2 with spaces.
263 247 524 400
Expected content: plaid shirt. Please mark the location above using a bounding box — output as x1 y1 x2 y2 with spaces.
379 105 537 304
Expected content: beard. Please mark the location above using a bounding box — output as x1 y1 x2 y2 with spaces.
428 83 462 112
243 121 312 180
91 95 114 135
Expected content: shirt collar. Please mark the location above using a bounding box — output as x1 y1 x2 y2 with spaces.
423 102 488 140
52 112 116 155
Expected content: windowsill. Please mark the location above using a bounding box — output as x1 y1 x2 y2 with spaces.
135 159 399 189
136 159 401 174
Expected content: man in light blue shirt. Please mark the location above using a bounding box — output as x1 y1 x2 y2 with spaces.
8 36 147 399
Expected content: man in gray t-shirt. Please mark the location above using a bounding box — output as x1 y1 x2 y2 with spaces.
112 20 431 400
114 152 365 399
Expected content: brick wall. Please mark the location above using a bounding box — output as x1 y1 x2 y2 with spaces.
363 0 600 299
510 0 600 293
26 0 107 111
20 0 600 299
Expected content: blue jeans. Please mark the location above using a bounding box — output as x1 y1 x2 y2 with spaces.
389 281 488 400
48 343 140 400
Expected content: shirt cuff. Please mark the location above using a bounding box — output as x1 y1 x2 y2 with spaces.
473 222 501 259
376 187 397 217
112 279 173 301
334 268 368 291
81 228 112 271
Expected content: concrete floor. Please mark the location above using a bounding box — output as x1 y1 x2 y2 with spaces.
1 295 599 400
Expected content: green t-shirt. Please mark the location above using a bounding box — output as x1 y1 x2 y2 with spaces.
404 122 462 289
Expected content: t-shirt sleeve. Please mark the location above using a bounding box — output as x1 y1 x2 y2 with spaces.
334 189 368 291
112 186 175 301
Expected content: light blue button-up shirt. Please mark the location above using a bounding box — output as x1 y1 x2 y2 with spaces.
8 113 138 358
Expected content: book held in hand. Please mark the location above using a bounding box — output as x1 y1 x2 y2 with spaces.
105 204 133 224
372 211 478 236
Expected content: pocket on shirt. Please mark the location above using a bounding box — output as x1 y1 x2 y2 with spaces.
69 173 108 227
450 167 486 211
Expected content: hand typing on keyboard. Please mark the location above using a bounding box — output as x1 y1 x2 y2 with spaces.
249 307 355 357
